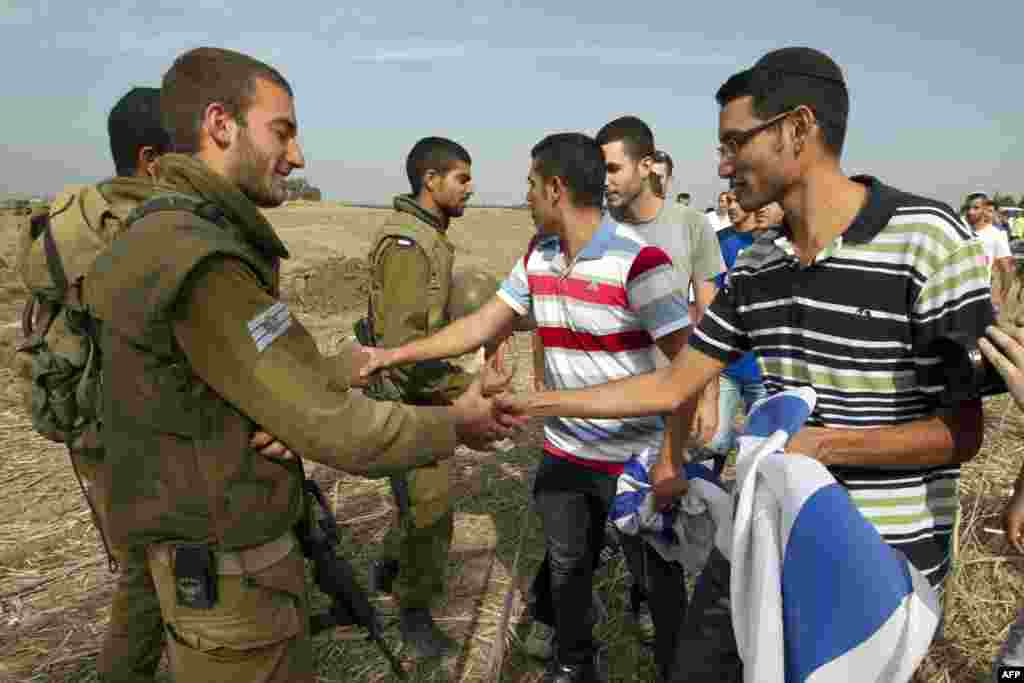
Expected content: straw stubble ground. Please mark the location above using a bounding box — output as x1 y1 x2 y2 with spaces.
0 204 1020 682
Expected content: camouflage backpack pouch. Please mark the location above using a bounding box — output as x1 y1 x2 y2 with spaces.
17 207 104 456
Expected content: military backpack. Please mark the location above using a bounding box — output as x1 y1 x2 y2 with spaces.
16 187 228 449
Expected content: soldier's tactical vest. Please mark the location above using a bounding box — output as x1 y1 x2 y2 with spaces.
84 199 304 552
367 196 454 342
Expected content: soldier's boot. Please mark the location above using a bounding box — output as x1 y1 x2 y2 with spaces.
541 648 608 683
399 607 455 659
369 558 400 594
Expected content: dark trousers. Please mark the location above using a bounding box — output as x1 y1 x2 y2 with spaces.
529 455 617 667
620 534 688 682
668 547 742 683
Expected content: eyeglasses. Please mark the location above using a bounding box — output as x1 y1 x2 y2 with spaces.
716 109 796 161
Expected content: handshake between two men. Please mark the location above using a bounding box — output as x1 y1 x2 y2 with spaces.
356 329 524 444
250 331 526 464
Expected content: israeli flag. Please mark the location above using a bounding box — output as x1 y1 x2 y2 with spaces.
731 387 941 683
609 449 731 574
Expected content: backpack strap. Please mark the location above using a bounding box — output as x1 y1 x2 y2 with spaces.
17 213 69 352
42 219 69 295
124 192 228 231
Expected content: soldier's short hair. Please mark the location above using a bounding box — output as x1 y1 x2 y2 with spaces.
595 116 656 163
161 47 293 154
108 87 171 177
531 132 605 210
405 137 472 195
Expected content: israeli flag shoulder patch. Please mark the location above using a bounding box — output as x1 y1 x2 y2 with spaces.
247 301 293 353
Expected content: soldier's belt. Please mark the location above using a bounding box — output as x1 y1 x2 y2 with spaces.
147 530 297 576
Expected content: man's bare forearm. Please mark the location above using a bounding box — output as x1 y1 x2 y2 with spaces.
812 401 984 467
518 345 723 419
392 299 513 365
701 374 719 411
693 280 717 324
667 395 698 464
532 331 545 390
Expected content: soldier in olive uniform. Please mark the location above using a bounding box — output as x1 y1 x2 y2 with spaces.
17 87 174 683
362 137 482 657
82 48 515 683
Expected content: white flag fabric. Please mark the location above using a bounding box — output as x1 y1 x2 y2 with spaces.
730 387 940 683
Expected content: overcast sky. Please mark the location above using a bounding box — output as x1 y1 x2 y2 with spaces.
2 0 1021 208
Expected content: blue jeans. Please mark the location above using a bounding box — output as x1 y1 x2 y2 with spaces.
694 375 767 475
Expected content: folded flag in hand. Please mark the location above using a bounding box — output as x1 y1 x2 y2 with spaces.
731 387 940 683
609 447 731 574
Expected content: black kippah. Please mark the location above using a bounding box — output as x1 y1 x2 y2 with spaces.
750 47 846 87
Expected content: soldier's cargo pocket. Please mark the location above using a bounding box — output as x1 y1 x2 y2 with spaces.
407 459 452 529
149 542 307 653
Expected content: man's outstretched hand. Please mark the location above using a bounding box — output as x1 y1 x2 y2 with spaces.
980 324 1024 413
1003 489 1024 555
493 391 534 427
481 336 517 397
452 378 529 450
357 345 400 379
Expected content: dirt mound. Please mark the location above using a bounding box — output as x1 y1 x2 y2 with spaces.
283 256 371 317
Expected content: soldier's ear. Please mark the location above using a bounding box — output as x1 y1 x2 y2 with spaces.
138 146 159 178
423 169 440 194
202 101 237 150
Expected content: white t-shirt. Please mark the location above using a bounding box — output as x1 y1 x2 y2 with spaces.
975 225 1012 275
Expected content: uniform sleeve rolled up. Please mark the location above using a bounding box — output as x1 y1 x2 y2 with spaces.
172 256 459 477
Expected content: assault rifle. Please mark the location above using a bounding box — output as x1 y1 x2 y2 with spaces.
297 478 406 680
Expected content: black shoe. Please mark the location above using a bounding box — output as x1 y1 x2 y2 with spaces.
541 650 608 683
399 607 454 659
598 521 621 567
369 558 399 594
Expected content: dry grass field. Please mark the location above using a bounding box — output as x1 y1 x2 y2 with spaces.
0 203 1022 682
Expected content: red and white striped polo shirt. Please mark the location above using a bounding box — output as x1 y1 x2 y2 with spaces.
498 216 690 474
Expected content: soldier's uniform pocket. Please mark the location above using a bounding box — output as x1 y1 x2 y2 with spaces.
148 539 307 656
407 459 452 529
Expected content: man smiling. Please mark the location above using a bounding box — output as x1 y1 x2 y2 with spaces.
84 47 514 682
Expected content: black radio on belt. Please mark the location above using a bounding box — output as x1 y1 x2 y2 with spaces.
174 543 217 609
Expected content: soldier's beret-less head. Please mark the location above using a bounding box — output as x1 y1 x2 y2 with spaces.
108 87 172 177
406 137 472 196
716 46 850 158
161 47 293 155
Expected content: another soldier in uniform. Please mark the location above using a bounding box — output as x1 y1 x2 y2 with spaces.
17 87 174 683
362 137 487 657
93 87 173 683
82 47 515 682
